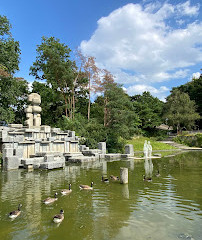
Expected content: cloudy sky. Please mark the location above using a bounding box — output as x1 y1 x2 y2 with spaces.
1 0 202 101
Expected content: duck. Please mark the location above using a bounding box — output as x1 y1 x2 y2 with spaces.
102 176 109 183
61 183 72 195
53 209 64 223
9 204 22 219
143 175 152 182
43 192 58 204
79 182 94 190
155 170 161 177
110 175 120 181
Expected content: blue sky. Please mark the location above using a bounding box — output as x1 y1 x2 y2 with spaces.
1 0 202 100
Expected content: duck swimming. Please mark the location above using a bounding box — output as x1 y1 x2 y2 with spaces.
43 193 58 204
61 183 72 195
9 204 22 219
79 182 94 190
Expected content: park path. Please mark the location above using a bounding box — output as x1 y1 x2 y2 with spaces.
159 134 202 151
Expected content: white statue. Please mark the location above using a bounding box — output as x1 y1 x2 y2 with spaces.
143 140 148 158
148 141 152 158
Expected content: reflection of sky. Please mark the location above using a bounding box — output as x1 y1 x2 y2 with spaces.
114 174 202 240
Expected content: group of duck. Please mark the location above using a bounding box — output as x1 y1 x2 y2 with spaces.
8 175 120 223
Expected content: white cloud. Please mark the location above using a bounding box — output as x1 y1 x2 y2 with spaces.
192 72 201 79
126 84 169 101
80 1 202 91
176 1 200 16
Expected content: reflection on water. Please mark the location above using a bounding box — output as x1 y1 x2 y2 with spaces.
144 158 153 178
0 152 202 240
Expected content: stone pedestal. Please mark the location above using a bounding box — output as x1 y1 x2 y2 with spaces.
120 167 128 184
98 142 106 154
125 144 134 156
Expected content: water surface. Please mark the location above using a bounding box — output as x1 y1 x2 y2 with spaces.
0 151 202 240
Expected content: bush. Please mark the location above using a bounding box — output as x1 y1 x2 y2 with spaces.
174 134 202 147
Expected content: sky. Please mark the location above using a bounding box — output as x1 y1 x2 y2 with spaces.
1 0 202 101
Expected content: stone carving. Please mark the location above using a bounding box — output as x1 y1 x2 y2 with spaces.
25 93 42 128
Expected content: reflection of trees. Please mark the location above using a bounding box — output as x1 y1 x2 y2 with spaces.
0 153 201 239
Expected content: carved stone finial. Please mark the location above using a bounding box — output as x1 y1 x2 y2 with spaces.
25 93 42 128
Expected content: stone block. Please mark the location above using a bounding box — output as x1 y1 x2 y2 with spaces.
3 148 14 158
69 131 75 137
14 135 24 142
3 156 20 170
51 128 61 133
2 143 13 149
80 145 86 151
47 137 55 141
1 136 14 142
125 144 134 156
44 154 54 162
98 142 106 154
14 148 24 158
40 125 51 133
8 124 23 128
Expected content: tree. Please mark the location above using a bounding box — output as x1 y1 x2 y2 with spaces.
131 92 164 131
0 15 20 75
0 76 28 124
103 82 139 152
30 36 76 118
0 15 27 124
76 51 101 121
174 72 202 128
164 89 200 133
32 81 64 126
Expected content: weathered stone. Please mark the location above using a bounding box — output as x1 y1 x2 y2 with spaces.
125 144 134 156
69 131 75 137
120 167 128 184
3 148 14 158
41 125 51 133
3 156 20 170
44 154 54 162
98 142 106 154
8 124 23 128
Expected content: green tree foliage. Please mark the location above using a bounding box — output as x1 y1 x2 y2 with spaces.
131 91 164 131
30 36 77 118
173 72 202 128
0 15 27 124
0 15 20 75
103 82 139 152
0 76 28 124
164 89 200 133
32 81 64 126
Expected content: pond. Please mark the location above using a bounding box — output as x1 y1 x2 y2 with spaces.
0 151 202 240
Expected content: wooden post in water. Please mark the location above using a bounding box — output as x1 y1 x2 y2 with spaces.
120 167 128 184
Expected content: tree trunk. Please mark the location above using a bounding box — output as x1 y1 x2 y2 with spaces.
104 97 107 127
64 97 68 118
88 75 91 122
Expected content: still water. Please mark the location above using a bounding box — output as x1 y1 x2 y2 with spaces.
0 151 202 240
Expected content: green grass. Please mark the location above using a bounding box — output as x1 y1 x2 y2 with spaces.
127 136 176 151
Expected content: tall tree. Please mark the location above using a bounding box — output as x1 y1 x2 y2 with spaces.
30 36 76 118
131 91 164 130
0 15 27 124
0 15 20 75
103 82 139 152
173 71 202 128
31 81 64 126
0 76 28 124
164 89 200 133
76 51 101 121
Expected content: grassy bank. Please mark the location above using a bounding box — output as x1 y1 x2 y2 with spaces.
127 136 176 151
